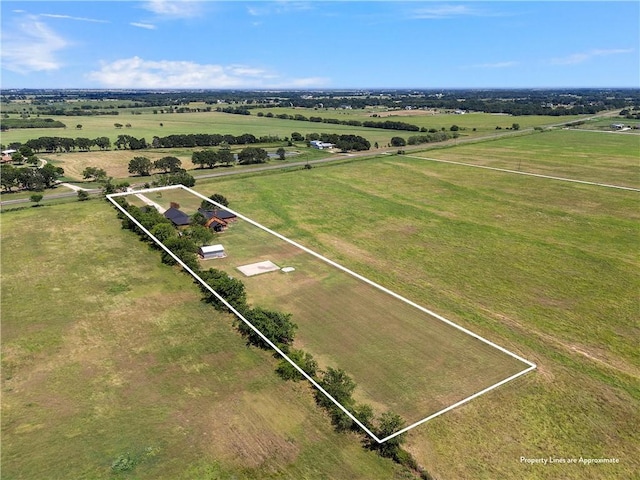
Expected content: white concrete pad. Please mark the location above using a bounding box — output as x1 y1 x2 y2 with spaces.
237 260 280 277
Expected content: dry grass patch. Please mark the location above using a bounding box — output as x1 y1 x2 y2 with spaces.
1 200 407 479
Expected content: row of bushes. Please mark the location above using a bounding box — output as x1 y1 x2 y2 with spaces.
0 118 67 130
112 197 430 478
255 110 422 132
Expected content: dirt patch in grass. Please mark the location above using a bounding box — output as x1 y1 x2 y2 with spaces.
199 391 301 469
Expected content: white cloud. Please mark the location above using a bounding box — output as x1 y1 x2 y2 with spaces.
39 13 109 23
141 0 202 19
551 48 634 65
247 2 313 17
86 56 329 89
130 22 157 30
1 16 68 73
410 4 481 19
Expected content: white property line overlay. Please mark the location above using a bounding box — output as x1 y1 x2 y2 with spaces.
108 184 536 443
403 154 640 192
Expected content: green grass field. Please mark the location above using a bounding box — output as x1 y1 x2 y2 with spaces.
124 187 531 425
189 131 639 479
0 201 411 479
1 108 601 149
410 129 640 188
2 123 638 479
2 109 399 147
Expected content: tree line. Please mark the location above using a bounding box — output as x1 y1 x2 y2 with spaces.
0 163 64 192
8 136 112 153
3 132 278 154
5 88 637 117
0 118 67 130
254 110 422 132
113 196 432 479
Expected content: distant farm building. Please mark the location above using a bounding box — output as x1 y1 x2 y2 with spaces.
1 149 16 163
164 207 190 226
309 140 334 149
199 244 225 259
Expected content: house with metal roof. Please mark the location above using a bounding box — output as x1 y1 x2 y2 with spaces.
163 207 191 226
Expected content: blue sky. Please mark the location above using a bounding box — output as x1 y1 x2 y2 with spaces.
1 1 638 89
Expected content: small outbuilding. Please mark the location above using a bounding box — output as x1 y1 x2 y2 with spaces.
309 140 334 149
199 244 226 259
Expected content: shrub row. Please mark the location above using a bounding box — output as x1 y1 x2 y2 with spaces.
256 111 422 132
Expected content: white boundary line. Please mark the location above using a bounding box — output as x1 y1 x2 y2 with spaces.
108 184 536 443
403 155 640 192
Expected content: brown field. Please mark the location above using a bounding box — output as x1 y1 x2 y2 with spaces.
42 150 194 180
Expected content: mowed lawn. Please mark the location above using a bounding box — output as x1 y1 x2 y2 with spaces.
138 188 530 425
412 129 640 189
0 201 409 479
192 135 639 478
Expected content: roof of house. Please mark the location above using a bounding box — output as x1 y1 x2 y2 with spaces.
198 207 236 220
164 207 191 226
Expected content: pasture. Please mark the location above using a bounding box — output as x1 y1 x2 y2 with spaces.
192 130 639 478
410 129 640 189
252 106 585 134
0 201 409 479
2 123 638 479
126 186 531 427
1 107 597 149
2 109 399 148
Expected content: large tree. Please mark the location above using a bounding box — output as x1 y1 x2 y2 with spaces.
39 163 64 188
371 412 407 459
275 349 318 381
149 222 178 243
192 150 217 169
82 166 108 182
184 224 214 246
94 136 111 150
201 193 229 209
390 136 406 147
315 367 357 431
236 307 297 352
237 147 268 165
198 268 247 311
0 165 18 192
128 156 153 176
18 169 43 190
217 147 235 166
154 156 182 173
